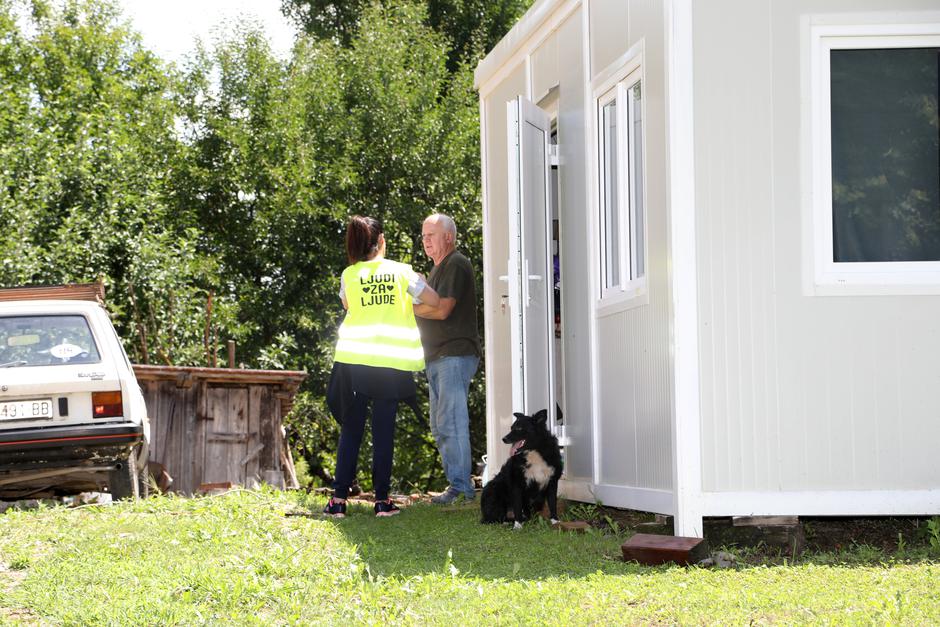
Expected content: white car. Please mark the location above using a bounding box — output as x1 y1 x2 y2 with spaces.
0 299 149 499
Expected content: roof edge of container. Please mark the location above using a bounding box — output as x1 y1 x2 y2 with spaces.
474 0 569 91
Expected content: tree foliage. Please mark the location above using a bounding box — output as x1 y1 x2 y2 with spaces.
0 0 504 492
281 0 533 69
0 0 240 365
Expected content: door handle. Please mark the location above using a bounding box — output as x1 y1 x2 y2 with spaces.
524 260 544 306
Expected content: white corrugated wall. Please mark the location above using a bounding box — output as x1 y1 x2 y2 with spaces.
481 63 527 477
694 0 940 494
592 0 675 494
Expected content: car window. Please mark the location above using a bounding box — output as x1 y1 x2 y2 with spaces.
104 316 133 370
0 315 101 368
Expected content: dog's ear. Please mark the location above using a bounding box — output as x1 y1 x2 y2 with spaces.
532 409 548 423
555 403 564 422
512 412 526 420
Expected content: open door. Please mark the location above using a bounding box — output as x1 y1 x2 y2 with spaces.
506 96 560 437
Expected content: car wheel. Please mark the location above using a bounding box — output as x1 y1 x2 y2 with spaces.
108 452 139 500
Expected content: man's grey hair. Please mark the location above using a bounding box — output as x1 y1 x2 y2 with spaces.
425 213 457 237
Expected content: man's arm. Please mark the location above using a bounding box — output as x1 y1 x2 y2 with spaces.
415 297 456 320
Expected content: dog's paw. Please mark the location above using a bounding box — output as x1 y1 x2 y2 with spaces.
550 518 559 525
513 521 523 530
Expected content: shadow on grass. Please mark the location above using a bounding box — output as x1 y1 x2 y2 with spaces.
319 499 940 579
324 499 642 581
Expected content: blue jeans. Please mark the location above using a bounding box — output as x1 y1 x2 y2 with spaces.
426 355 479 497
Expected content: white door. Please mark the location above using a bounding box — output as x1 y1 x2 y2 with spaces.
506 96 557 432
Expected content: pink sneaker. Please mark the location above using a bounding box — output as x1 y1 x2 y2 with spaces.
323 498 346 518
374 500 400 517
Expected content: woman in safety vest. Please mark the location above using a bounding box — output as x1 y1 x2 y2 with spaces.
323 215 440 518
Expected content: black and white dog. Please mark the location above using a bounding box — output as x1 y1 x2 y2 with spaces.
480 409 563 529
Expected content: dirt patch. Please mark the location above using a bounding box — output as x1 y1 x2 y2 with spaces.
595 506 658 527
801 516 932 553
306 487 440 507
0 561 40 625
554 503 940 564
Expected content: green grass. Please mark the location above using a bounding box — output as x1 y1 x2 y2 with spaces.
0 491 938 624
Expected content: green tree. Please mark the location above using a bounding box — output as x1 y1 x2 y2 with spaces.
0 0 491 493
295 2 484 491
176 2 484 491
281 0 533 68
0 0 238 365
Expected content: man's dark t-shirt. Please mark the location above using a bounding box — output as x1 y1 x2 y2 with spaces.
417 250 481 362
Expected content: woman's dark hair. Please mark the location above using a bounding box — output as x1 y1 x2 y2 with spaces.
346 215 383 264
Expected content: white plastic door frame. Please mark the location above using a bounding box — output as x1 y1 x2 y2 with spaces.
506 96 559 435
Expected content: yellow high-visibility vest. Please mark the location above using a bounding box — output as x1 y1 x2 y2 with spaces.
334 259 425 371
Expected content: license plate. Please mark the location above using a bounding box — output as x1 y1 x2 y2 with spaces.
0 398 54 420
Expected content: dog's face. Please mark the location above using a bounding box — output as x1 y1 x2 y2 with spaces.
502 409 549 455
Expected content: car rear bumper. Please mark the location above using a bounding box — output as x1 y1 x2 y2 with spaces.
0 423 143 467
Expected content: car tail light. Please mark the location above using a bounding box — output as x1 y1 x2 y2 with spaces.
92 391 122 418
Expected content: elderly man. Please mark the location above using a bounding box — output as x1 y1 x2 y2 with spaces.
414 214 481 504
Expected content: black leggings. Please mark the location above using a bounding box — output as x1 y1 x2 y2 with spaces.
332 392 398 501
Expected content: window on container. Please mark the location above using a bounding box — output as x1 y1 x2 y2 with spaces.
600 93 620 291
628 81 645 279
830 46 940 263
598 77 645 299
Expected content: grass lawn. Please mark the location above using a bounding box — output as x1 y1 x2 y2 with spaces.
0 489 938 624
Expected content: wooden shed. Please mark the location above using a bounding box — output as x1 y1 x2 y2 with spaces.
133 365 307 494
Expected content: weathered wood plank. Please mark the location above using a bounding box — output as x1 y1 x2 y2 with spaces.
0 282 104 303
246 385 263 485
227 387 248 484
732 516 799 527
259 385 278 477
165 386 185 493
154 384 174 489
204 387 248 485
203 387 227 484
206 432 249 443
142 380 162 461
134 364 306 387
175 383 194 494
138 367 304 494
191 381 207 493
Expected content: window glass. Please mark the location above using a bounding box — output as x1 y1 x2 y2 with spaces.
0 315 101 368
830 47 940 262
602 99 620 289
629 81 645 279
598 73 646 300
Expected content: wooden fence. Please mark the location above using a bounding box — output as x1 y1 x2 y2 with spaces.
133 365 307 494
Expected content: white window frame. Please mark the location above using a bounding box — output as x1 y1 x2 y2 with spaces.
809 22 940 295
592 46 647 313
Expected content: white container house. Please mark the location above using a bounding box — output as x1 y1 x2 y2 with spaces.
475 0 940 537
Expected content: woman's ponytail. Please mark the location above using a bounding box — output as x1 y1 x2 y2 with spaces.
346 215 383 264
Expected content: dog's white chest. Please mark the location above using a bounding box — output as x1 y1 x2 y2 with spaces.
524 451 554 489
